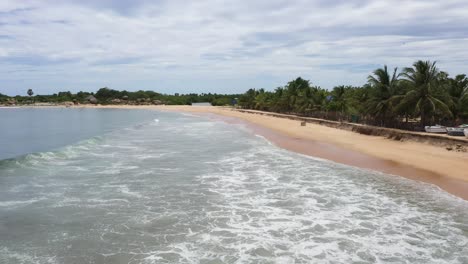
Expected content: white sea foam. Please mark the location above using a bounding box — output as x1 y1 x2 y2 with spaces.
180 113 198 117
119 185 144 198
0 198 43 208
1 111 467 263
254 134 274 145
185 145 468 263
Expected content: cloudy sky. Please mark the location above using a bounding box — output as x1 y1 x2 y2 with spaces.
1 0 468 95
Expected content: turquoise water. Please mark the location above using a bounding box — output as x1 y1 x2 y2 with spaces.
0 108 467 263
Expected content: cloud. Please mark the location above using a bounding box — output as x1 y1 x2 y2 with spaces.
1 55 78 66
1 0 468 95
91 56 144 66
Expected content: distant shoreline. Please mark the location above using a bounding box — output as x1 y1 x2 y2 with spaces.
10 104 468 200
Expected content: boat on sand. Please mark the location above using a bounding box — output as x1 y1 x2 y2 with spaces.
447 128 465 136
424 125 447 134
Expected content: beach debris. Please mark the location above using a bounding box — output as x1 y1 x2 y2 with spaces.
455 144 466 152
301 121 306 126
446 144 467 152
386 131 404 141
355 126 375 135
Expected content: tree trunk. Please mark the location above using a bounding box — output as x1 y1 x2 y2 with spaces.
420 111 426 128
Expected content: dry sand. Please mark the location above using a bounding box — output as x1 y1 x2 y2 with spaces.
75 105 468 199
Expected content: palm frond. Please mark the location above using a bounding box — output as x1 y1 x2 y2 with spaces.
429 96 453 117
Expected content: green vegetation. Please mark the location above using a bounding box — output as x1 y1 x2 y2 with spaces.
0 93 8 102
1 88 241 106
2 59 467 131
238 60 468 130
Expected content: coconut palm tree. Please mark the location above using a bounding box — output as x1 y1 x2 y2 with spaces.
330 85 349 120
254 89 271 110
397 60 452 127
447 74 468 124
367 65 401 126
285 77 309 113
295 86 323 115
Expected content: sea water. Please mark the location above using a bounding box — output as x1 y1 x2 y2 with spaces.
0 108 467 263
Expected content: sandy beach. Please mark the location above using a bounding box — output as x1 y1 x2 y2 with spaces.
42 104 468 199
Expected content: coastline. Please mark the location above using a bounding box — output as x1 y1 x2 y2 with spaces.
13 104 468 200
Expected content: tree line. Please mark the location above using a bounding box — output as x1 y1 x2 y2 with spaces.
238 60 468 130
2 59 467 130
0 88 241 106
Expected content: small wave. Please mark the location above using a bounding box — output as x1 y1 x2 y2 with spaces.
254 134 273 146
0 135 106 168
0 198 43 208
180 113 199 118
119 185 144 198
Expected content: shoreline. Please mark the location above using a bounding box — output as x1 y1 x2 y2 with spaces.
10 104 468 200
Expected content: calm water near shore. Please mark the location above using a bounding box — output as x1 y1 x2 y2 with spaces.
0 108 467 263
0 108 157 160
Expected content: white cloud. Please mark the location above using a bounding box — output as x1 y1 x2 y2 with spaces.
1 0 468 95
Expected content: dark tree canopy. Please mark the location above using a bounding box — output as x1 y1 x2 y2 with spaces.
236 60 468 130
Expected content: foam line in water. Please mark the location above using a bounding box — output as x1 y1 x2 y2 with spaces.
0 198 43 208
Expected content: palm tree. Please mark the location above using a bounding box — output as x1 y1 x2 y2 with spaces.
367 65 401 126
239 88 256 109
330 86 349 120
254 89 271 110
285 77 309 113
397 60 452 127
447 74 468 124
271 87 288 112
295 87 320 115
27 89 34 104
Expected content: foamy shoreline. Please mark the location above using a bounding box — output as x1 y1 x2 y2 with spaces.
13 104 468 200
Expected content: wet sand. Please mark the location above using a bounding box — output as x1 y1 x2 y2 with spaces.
58 105 468 200
200 112 468 200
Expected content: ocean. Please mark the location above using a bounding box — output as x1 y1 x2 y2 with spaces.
0 108 467 263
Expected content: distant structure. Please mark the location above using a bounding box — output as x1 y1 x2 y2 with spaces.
191 102 212 106
85 95 98 104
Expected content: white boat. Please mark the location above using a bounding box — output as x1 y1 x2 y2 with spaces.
464 128 468 138
447 127 465 136
424 125 447 134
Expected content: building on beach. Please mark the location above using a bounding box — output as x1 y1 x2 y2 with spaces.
191 102 212 106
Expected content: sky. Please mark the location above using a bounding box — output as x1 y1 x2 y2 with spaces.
1 0 468 96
